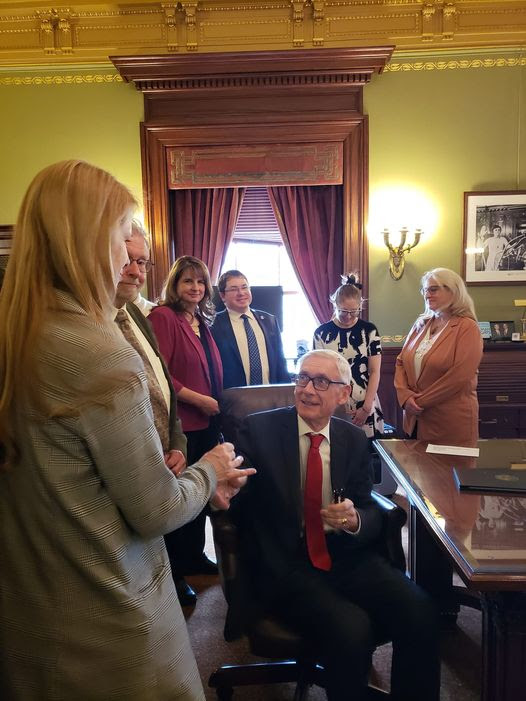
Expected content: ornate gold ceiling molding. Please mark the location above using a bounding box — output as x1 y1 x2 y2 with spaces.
1 1 526 66
0 73 122 85
0 62 122 85
386 46 526 71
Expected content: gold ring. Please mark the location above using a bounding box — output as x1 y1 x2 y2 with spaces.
340 518 348 526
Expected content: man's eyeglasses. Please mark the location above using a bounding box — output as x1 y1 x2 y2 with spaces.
421 285 444 296
125 257 153 272
224 284 250 294
336 307 361 316
293 373 347 391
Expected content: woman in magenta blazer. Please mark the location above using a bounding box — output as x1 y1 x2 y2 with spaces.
394 267 483 447
149 255 223 604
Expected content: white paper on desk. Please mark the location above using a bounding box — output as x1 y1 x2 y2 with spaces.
426 444 480 457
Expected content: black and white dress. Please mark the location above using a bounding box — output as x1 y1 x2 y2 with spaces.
313 318 385 438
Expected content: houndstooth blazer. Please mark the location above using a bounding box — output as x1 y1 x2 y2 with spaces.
0 291 215 700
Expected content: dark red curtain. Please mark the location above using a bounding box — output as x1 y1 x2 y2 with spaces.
170 188 245 282
268 185 343 324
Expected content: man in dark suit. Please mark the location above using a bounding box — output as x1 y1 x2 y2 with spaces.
231 349 440 701
211 269 290 388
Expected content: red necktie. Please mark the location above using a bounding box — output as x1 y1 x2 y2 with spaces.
304 433 331 571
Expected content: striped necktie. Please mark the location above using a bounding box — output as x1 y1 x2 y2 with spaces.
241 313 263 385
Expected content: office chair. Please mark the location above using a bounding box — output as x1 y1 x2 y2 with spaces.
208 385 407 700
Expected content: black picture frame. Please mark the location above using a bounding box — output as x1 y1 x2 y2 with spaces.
463 190 526 285
490 320 514 341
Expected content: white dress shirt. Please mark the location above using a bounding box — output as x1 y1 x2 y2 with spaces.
297 415 360 534
227 308 270 384
133 293 156 317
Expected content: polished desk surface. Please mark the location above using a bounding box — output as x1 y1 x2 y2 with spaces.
374 439 526 591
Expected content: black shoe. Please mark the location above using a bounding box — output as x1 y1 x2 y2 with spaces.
183 555 218 576
175 578 197 607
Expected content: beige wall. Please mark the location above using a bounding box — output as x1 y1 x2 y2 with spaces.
1 60 525 337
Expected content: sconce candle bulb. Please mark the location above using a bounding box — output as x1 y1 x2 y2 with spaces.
383 227 422 280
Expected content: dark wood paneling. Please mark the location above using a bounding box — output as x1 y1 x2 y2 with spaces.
378 347 402 432
378 343 526 438
0 225 14 271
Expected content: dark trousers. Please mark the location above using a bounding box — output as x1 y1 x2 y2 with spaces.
269 548 440 701
164 421 220 580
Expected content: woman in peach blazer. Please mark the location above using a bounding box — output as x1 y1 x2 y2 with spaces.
394 268 483 447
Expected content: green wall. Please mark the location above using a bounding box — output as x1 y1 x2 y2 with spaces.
366 61 526 342
1 59 525 340
0 74 144 222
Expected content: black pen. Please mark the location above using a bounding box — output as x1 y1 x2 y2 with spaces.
333 487 345 504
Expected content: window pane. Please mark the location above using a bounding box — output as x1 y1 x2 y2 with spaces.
220 241 318 370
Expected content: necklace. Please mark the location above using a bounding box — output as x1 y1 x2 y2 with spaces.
429 314 450 336
184 309 200 331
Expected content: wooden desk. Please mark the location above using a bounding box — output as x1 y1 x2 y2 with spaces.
374 438 526 701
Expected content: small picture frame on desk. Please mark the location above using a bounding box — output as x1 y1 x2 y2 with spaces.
478 321 492 340
490 320 514 341
512 332 522 342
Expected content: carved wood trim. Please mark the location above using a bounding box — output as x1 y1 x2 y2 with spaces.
112 47 394 92
122 48 393 301
0 225 14 270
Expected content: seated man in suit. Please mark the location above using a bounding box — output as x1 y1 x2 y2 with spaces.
231 349 440 701
211 269 290 388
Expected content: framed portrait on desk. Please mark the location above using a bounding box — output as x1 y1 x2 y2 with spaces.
490 320 513 341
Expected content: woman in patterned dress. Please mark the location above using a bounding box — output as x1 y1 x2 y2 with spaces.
313 273 384 438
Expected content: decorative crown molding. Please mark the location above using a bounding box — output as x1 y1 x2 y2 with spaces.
0 1 525 66
111 47 394 92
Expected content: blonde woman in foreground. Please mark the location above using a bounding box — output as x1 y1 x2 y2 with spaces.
0 160 253 700
394 267 483 447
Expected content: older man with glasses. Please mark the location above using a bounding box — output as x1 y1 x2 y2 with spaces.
211 269 290 389
228 348 440 701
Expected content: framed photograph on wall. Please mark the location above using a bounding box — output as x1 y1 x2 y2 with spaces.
490 320 514 341
463 190 526 285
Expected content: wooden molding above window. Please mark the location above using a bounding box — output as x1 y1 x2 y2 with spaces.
167 142 343 188
113 48 394 300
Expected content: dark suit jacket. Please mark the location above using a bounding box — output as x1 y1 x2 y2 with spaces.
126 302 186 455
228 406 382 637
148 305 223 432
211 308 290 389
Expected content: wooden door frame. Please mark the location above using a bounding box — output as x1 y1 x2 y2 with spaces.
113 47 393 300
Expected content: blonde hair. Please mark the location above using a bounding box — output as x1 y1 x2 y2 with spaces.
159 255 215 325
0 160 136 463
419 267 477 321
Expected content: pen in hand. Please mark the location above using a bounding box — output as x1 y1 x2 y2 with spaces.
333 488 345 504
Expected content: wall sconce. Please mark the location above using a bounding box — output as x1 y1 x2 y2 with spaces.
383 227 423 280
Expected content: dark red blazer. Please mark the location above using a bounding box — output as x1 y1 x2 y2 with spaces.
148 306 223 432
